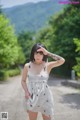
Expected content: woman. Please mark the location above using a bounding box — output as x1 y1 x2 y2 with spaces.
21 43 65 120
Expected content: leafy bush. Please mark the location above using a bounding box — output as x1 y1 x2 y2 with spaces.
0 70 9 81
7 68 21 77
0 68 21 81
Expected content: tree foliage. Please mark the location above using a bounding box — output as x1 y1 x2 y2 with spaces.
48 3 80 76
35 27 53 50
0 15 25 69
18 31 35 63
33 1 80 77
73 38 80 78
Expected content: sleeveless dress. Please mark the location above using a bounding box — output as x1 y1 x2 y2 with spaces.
23 61 54 119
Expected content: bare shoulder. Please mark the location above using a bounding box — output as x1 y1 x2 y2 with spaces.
21 63 30 82
23 63 29 70
24 63 29 67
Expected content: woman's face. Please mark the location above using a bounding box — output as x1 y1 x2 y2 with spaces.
34 51 44 64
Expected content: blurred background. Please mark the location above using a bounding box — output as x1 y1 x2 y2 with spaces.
0 0 80 81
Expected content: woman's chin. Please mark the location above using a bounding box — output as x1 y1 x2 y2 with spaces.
35 60 43 64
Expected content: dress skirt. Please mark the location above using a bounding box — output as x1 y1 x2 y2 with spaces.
23 80 54 119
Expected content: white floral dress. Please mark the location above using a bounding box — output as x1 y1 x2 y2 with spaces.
23 61 54 119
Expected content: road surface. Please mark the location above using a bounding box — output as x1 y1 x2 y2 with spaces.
0 75 80 120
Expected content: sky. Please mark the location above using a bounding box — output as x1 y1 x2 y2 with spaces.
0 0 49 8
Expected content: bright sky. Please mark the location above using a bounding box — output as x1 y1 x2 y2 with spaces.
1 0 49 8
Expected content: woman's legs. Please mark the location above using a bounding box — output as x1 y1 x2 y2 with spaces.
27 110 38 120
42 113 51 120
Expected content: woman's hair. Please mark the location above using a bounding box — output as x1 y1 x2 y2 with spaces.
30 43 48 62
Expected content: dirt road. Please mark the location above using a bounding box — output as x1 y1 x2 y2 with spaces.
0 75 80 120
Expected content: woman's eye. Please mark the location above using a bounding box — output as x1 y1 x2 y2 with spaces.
40 52 43 55
35 51 43 55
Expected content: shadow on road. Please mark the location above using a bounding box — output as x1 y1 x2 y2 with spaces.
60 93 80 110
48 77 65 87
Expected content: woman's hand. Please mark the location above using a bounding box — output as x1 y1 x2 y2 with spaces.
25 91 31 99
37 46 48 55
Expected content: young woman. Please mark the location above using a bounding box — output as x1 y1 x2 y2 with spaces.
21 43 65 120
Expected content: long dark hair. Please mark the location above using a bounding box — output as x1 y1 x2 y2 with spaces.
30 43 48 62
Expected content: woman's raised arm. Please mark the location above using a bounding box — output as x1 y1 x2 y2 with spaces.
47 52 65 73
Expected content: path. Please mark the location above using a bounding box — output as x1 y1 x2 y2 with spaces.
0 75 80 120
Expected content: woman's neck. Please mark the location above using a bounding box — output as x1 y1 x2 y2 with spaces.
32 61 44 65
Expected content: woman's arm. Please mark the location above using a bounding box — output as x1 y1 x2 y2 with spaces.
47 52 65 73
37 46 65 73
21 64 31 99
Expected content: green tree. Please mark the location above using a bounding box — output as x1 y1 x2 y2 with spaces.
18 31 34 63
48 3 80 77
0 15 25 69
33 0 80 77
73 38 80 78
35 27 53 50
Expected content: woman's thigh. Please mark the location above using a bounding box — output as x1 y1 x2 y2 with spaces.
27 110 38 120
42 113 51 120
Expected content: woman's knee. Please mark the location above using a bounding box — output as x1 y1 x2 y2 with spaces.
28 110 38 120
42 113 51 120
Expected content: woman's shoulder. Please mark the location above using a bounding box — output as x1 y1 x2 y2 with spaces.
24 62 31 68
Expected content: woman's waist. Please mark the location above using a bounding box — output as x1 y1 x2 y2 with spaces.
27 81 48 95
28 79 47 83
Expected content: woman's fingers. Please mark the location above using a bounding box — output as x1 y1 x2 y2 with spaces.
37 47 48 55
37 48 43 52
25 92 31 99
